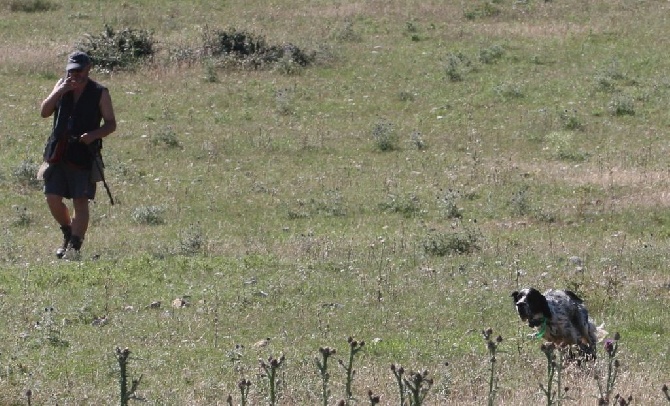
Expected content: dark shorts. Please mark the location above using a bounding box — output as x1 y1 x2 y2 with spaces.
43 163 96 200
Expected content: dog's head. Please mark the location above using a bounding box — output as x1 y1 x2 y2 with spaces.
511 288 552 326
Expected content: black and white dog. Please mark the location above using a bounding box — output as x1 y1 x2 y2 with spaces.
511 288 604 357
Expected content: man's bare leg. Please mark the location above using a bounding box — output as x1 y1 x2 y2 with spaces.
46 194 72 258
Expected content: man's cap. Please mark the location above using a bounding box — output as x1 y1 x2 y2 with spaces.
66 51 91 71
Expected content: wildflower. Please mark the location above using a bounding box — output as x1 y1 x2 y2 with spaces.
368 390 380 405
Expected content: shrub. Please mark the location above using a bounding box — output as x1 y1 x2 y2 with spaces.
493 82 524 100
546 131 588 162
609 95 635 116
78 25 155 71
150 126 181 148
275 87 294 115
464 2 501 20
11 205 31 227
202 28 313 69
410 130 427 150
438 189 462 219
332 19 362 42
422 228 481 256
13 159 41 189
594 59 629 93
560 109 584 131
509 185 532 217
8 0 57 12
132 205 166 225
379 193 422 218
445 52 473 82
179 224 206 255
203 28 266 58
479 44 505 64
372 119 399 151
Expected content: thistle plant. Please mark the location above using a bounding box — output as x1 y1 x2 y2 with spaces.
259 355 285 406
405 369 434 406
391 363 407 406
315 346 337 406
230 379 251 406
482 328 503 406
597 332 626 405
391 363 434 406
539 343 569 406
368 390 381 405
115 347 143 406
606 394 633 405
339 337 365 404
240 379 252 405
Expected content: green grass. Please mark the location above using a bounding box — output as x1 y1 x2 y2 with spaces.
1 0 670 404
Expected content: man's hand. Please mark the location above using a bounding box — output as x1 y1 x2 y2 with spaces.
78 132 96 145
56 77 76 95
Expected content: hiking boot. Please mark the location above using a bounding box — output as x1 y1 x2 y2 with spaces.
56 225 72 259
63 235 83 261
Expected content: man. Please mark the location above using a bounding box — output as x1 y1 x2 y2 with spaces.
40 51 116 258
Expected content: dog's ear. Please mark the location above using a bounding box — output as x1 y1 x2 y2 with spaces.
527 288 552 319
564 290 584 304
511 291 520 303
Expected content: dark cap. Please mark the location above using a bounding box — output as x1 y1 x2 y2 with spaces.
66 51 91 71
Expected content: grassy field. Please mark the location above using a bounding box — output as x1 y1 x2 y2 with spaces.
1 0 669 404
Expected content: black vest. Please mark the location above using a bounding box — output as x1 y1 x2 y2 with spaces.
43 80 105 169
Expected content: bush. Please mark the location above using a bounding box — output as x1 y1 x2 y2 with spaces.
203 28 266 58
493 82 524 100
202 28 313 69
132 205 166 225
78 25 155 71
11 205 31 227
479 44 505 64
609 95 635 116
8 0 57 12
150 126 181 148
179 224 205 255
464 2 501 20
560 109 584 131
379 193 422 218
13 159 41 189
422 228 481 256
372 119 399 151
445 52 471 82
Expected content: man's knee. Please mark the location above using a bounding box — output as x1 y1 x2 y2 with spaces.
46 194 63 206
73 198 89 208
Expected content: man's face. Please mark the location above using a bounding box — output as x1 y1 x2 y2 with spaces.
66 66 90 88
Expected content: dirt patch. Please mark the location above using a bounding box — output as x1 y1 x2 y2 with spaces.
520 161 670 208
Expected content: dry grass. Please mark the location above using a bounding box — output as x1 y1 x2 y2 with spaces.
1 0 669 404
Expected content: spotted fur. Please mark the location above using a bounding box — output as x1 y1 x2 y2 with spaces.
511 288 600 357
